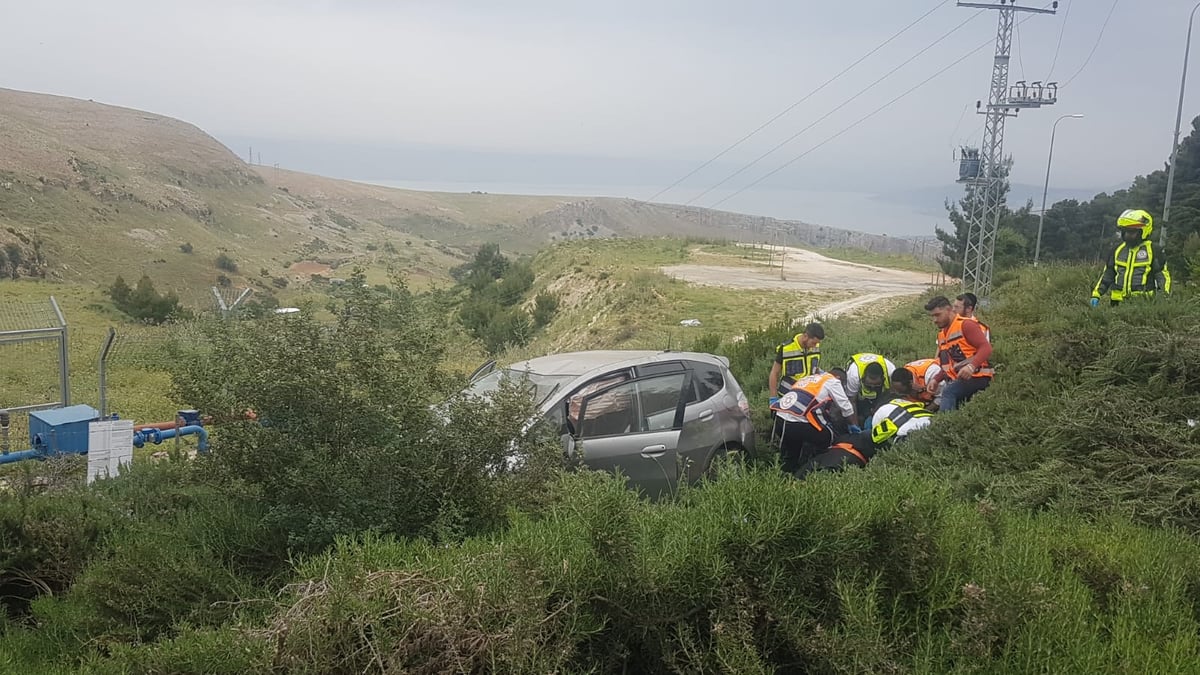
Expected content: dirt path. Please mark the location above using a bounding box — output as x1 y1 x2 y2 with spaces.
662 245 934 323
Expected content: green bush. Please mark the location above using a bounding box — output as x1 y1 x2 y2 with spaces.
107 275 186 324
31 493 277 645
214 253 237 273
166 274 563 553
99 468 1200 672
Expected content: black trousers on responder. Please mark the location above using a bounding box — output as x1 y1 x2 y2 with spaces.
778 419 833 476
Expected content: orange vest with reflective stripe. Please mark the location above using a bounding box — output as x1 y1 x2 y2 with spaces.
937 315 993 380
904 358 940 402
773 372 837 430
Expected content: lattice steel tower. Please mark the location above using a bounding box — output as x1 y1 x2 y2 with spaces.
956 1 1058 298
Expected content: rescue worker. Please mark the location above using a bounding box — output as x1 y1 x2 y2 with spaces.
769 322 824 443
894 362 943 410
869 390 935 441
840 352 897 421
925 295 993 412
769 322 824 393
954 292 990 342
770 371 859 476
1091 209 1171 307
794 401 933 479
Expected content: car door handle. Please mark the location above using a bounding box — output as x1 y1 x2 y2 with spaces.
698 409 714 421
640 444 667 457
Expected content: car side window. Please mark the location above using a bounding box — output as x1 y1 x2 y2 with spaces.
688 364 725 404
578 373 686 439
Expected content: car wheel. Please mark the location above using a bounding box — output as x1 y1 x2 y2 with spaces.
704 443 746 481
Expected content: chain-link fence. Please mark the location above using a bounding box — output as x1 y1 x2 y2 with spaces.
0 297 70 457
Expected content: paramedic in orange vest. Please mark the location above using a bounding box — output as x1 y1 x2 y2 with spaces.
893 362 942 410
1091 209 1171 307
925 295 993 412
770 371 859 476
794 400 934 479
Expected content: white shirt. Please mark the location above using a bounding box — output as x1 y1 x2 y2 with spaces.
870 399 933 439
776 374 855 423
845 354 898 400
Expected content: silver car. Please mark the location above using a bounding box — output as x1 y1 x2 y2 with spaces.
466 350 756 496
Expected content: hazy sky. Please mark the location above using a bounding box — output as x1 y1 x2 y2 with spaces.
3 0 1197 233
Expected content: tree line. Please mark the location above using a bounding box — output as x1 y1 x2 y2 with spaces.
938 116 1200 280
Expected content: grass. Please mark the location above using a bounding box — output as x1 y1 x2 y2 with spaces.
498 238 851 361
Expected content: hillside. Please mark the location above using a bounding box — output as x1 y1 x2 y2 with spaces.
4 265 1200 673
0 88 931 306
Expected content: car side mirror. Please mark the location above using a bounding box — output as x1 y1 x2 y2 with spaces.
561 433 577 458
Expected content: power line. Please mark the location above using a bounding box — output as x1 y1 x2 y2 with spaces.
685 8 985 206
1060 0 1119 88
1045 0 1072 79
645 0 954 203
707 8 1051 211
1014 18 1026 80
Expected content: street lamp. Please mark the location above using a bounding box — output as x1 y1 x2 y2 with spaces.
1162 1 1200 249
1034 113 1084 267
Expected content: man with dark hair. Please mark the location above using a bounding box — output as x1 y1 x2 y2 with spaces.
925 295 993 411
839 352 897 421
954 292 990 342
769 322 824 401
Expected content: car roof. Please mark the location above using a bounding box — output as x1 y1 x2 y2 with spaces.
506 350 727 377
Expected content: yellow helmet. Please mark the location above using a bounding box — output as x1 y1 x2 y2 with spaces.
1116 209 1153 240
871 418 900 445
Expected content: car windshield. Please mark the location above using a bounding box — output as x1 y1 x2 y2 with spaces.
466 368 574 406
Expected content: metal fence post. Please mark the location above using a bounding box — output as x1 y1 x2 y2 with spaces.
98 328 116 417
51 297 70 406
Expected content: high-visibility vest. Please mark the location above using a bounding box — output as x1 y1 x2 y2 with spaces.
1095 240 1171 301
904 359 941 402
937 316 994 380
870 398 934 444
849 353 891 401
779 335 821 379
771 372 836 431
965 316 991 342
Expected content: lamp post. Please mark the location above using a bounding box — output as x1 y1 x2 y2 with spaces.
1034 114 1084 267
1162 1 1200 249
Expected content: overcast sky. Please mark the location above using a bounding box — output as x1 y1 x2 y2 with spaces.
3 0 1197 233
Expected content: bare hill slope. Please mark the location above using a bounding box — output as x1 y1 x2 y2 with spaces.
0 88 928 300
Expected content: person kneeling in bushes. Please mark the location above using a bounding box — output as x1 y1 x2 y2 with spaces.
795 393 934 479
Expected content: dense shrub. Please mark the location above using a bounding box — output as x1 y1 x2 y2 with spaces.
95 469 1200 673
214 253 237 273
453 243 553 353
166 273 563 553
107 275 187 324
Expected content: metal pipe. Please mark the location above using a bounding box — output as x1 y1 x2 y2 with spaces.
0 449 43 465
1034 114 1084 267
1162 1 1200 249
133 425 209 453
0 402 63 415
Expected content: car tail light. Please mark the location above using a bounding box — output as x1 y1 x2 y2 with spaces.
736 391 751 418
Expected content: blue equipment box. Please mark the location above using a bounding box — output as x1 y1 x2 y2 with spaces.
30 405 100 455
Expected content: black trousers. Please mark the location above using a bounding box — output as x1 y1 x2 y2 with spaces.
778 420 833 475
795 448 868 480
